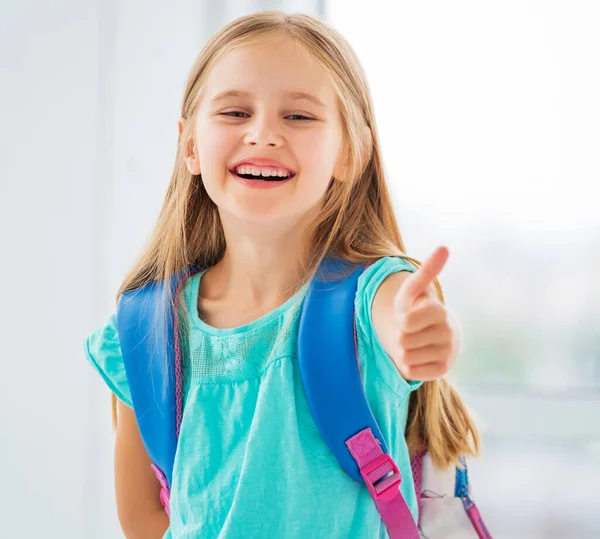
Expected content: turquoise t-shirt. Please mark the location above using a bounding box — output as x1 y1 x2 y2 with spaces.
84 256 422 538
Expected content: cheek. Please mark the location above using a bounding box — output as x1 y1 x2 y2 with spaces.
196 122 237 173
296 128 341 177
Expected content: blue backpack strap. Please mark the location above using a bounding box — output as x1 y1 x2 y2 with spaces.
297 257 389 480
116 264 201 513
298 256 420 538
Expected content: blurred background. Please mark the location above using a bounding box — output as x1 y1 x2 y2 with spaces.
1 0 598 537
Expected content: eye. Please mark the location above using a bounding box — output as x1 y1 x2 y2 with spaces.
285 114 314 121
220 111 250 118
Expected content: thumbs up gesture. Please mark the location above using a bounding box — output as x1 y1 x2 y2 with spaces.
393 246 459 382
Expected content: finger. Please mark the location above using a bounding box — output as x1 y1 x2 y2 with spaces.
399 344 452 367
399 299 447 334
399 323 452 351
395 246 449 315
400 359 451 382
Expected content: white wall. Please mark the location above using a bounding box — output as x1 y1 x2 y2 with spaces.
1 1 113 536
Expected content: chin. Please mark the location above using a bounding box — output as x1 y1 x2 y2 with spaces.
222 202 310 229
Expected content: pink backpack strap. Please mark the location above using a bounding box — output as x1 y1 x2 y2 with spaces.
410 451 424 526
343 258 420 538
346 428 420 539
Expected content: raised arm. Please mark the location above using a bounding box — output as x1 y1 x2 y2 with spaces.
371 247 460 382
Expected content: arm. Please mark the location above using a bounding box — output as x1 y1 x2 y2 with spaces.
114 400 170 539
371 248 460 381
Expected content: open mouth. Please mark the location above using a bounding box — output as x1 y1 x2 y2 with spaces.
230 165 296 182
233 170 294 182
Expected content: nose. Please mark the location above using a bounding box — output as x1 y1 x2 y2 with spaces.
243 113 284 148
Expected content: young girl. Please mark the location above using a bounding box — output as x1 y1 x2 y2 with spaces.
84 10 480 539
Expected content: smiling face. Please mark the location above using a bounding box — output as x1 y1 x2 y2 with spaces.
186 35 345 226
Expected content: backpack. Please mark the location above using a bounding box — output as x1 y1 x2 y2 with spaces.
116 257 492 538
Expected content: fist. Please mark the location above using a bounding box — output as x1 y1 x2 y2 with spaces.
393 246 459 381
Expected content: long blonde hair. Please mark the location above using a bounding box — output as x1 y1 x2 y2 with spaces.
112 10 480 469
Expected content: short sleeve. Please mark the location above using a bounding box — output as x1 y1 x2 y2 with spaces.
355 256 424 397
83 312 133 407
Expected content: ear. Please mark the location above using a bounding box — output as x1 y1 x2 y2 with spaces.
178 118 201 175
332 145 351 183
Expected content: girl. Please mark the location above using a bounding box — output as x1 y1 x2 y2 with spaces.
84 10 480 539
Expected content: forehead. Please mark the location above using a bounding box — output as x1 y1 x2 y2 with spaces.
202 36 337 105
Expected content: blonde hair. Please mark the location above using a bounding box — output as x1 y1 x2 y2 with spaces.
112 10 480 469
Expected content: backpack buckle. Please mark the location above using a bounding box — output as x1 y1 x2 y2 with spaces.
360 453 402 503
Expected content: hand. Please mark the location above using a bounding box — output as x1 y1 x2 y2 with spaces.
393 246 459 381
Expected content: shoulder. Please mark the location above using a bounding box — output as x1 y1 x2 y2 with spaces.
356 256 416 309
354 256 421 394
84 312 133 407
355 255 416 321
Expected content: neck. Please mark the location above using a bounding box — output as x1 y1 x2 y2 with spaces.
202 212 314 307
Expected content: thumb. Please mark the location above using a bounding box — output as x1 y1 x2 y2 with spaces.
394 246 449 315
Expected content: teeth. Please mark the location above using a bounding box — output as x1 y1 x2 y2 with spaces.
235 165 291 178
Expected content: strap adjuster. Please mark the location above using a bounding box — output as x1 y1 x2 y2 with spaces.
360 453 402 503
151 463 171 516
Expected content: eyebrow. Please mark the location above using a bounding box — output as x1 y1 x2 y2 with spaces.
210 89 326 108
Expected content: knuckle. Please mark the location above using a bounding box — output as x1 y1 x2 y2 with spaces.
439 353 452 374
398 331 411 348
401 315 414 333
402 365 415 380
442 326 453 342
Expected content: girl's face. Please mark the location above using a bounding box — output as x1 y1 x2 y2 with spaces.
188 36 344 226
